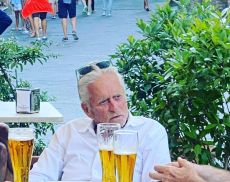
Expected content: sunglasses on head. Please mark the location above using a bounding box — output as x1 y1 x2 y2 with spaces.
75 61 111 80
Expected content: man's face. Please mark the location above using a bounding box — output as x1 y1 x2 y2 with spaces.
82 72 129 126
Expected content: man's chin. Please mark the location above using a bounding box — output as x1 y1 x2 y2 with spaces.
109 116 126 126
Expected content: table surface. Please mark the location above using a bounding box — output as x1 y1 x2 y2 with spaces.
0 102 63 123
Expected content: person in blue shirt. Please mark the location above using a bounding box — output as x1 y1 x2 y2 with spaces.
10 0 22 30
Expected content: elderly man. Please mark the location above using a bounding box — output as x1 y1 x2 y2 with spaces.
29 61 170 181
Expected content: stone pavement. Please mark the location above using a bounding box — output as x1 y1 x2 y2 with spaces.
3 0 167 122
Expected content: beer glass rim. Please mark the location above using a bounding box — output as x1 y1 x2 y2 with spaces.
114 130 138 135
97 123 121 127
9 127 33 130
9 127 34 132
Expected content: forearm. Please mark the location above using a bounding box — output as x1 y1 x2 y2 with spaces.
195 164 230 182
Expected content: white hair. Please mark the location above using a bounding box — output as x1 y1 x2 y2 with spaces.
77 65 126 104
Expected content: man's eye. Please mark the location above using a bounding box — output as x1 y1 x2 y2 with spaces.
99 99 108 105
114 95 121 100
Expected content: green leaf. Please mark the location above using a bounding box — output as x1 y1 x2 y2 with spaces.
224 118 230 128
205 124 217 130
184 131 197 140
194 144 201 156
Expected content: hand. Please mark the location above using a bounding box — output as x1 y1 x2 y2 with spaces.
149 157 205 182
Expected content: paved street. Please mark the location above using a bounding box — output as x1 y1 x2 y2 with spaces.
3 0 167 122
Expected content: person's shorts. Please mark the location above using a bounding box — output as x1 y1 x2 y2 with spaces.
58 0 76 19
32 12 47 20
12 3 22 11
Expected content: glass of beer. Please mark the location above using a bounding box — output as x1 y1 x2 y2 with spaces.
8 128 34 182
97 123 121 182
113 130 138 182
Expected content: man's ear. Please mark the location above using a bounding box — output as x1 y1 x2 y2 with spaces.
81 103 93 118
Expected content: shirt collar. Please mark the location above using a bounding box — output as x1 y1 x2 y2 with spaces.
77 118 94 133
124 111 145 128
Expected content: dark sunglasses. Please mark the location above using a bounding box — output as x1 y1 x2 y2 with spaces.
76 61 111 80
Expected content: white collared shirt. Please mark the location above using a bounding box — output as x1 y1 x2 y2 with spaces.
29 113 170 182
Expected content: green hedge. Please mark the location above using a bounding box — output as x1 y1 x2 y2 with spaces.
112 0 230 168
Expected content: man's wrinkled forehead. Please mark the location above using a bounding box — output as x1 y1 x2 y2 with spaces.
88 72 125 96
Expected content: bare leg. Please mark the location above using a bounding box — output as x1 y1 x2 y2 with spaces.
61 18 68 38
52 2 57 17
71 17 76 32
28 15 35 36
87 0 92 15
81 0 87 7
22 18 26 31
15 11 19 29
19 11 23 29
56 1 58 14
81 0 87 14
33 17 40 38
41 19 47 37
71 17 78 40
107 0 113 15
144 0 150 10
102 0 106 14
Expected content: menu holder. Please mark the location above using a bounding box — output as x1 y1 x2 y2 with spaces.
16 88 40 114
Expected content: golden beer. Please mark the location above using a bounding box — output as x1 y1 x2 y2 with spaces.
113 130 138 182
8 128 34 182
115 152 137 182
97 123 120 182
99 150 116 182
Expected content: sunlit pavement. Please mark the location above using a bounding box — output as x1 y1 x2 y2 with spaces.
2 0 167 122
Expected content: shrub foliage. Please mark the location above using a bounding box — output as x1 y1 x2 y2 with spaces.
112 0 230 168
0 38 56 155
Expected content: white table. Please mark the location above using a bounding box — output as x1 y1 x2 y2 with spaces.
0 102 63 123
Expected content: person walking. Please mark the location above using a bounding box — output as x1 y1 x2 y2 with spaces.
10 0 23 30
81 0 87 15
58 0 79 41
21 0 53 40
32 12 48 40
50 0 58 19
102 0 112 16
21 0 36 36
85 0 94 15
144 0 150 11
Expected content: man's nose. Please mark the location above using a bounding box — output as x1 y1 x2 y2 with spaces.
108 99 117 112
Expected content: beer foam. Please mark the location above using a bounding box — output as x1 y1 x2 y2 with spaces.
99 145 113 151
9 135 34 141
114 150 136 155
9 128 34 141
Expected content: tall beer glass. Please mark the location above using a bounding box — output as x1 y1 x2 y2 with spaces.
97 123 121 182
8 128 34 182
114 130 138 182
